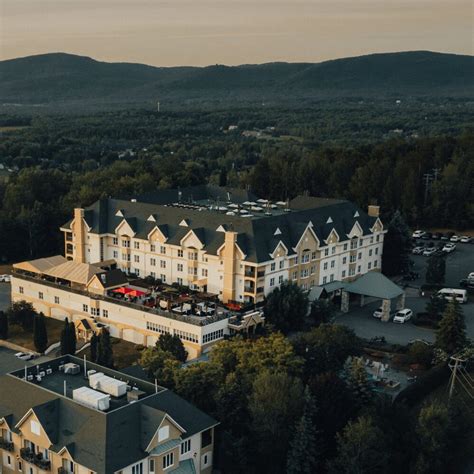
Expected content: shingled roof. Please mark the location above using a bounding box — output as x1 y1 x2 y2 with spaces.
62 187 380 264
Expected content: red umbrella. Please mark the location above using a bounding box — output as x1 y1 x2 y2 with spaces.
112 287 132 294
128 289 146 297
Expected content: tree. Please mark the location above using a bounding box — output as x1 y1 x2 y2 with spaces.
264 281 308 334
425 295 446 322
90 333 98 362
293 324 361 379
328 416 389 474
156 333 188 362
286 387 322 474
60 318 72 355
436 300 467 354
0 310 8 340
68 321 77 355
408 341 433 367
249 371 303 473
414 402 451 474
97 329 114 368
309 298 335 326
382 210 411 276
139 346 181 389
219 167 228 186
33 312 48 353
345 357 373 407
8 300 36 330
426 255 446 286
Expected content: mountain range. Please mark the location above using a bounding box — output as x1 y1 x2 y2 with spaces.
0 51 473 109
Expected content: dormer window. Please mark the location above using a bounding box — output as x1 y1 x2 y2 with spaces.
179 219 189 227
326 217 333 224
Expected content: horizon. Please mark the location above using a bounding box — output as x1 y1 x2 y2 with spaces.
2 0 472 67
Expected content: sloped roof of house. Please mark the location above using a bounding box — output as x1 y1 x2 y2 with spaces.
13 255 67 274
44 260 102 285
62 186 380 264
345 271 404 300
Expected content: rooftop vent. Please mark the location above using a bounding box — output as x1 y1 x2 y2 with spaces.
326 217 333 224
274 228 282 236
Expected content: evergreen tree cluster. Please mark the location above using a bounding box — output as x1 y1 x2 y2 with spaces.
60 318 77 355
89 329 114 368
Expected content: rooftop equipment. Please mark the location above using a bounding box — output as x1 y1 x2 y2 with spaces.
89 372 127 397
63 363 80 375
73 386 110 411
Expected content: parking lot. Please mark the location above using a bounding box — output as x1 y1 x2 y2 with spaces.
335 240 474 345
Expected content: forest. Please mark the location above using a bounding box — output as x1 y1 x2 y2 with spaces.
0 103 473 264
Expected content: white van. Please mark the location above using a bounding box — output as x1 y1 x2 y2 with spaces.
436 288 468 304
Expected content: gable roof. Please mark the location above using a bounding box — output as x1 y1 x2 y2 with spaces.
345 271 404 299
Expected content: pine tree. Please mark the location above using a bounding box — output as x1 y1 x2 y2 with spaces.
0 310 8 340
60 318 71 355
69 321 77 355
97 329 114 368
426 255 446 286
346 357 372 406
33 312 48 353
90 333 98 362
436 300 467 355
286 386 321 474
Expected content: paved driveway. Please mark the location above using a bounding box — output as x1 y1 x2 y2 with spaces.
334 297 474 345
0 347 52 376
0 282 11 311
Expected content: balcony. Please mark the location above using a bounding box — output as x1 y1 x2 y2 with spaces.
0 438 14 451
20 447 51 471
58 468 73 474
65 233 73 242
244 266 256 278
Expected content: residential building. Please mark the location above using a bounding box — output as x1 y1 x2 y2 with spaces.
60 185 385 303
0 355 217 474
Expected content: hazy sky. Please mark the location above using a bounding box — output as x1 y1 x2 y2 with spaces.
1 0 472 66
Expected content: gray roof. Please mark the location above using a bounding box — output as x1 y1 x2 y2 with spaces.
170 459 196 474
345 271 404 299
63 186 379 264
0 360 217 473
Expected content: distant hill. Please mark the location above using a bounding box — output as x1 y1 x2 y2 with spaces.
0 51 472 109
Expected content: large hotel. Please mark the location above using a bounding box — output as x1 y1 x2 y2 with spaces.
11 185 385 357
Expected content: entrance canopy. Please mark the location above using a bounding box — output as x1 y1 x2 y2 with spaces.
344 271 404 300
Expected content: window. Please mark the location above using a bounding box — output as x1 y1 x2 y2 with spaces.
324 248 329 256
202 268 208 277
178 249 184 258
330 274 334 282
323 262 328 270
300 269 309 278
359 238 363 246
160 246 166 254
302 253 310 263
177 278 183 285
358 252 362 260
376 235 380 242
122 239 130 248
322 276 327 284
158 425 170 442
201 428 213 448
53 296 60 304
113 237 118 245
113 250 118 258
202 452 212 468
146 322 171 335
357 265 361 273
18 460 22 472
350 239 357 249
343 243 348 251
102 309 109 318
279 260 285 269
188 251 198 260
374 260 378 267
331 260 335 268
150 244 156 252
160 260 166 268
162 452 174 469
270 262 276 271
369 249 373 256
160 274 166 283
19 286 24 294
310 265 315 275
132 462 143 474
181 439 191 455
31 419 40 435
83 304 88 312
149 459 155 473
311 251 317 260
368 262 372 270
150 258 156 266
343 257 347 264
370 236 374 244
292 271 297 280
39 292 44 300
342 270 346 278
349 267 355 276
332 247 336 254
350 255 356 263
6 455 12 467
188 267 197 276
134 242 140 249
134 269 140 276
278 275 283 284
202 329 224 344
270 278 275 287
151 271 156 278
91 307 99 316
134 255 140 263
177 263 183 272
375 247 379 255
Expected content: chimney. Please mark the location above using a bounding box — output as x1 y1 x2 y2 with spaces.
368 205 380 218
73 208 86 263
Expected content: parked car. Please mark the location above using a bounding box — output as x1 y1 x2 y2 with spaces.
440 233 449 241
423 247 437 256
412 246 424 255
442 243 456 253
460 236 472 243
14 352 35 361
459 279 474 289
422 232 432 240
0 274 11 283
431 232 441 240
373 307 385 319
468 272 474 280
450 235 460 242
393 309 413 323
412 230 425 239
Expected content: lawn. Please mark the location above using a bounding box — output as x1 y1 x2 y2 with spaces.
7 317 64 352
82 337 143 369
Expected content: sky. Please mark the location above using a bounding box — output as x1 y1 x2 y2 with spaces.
1 0 472 66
